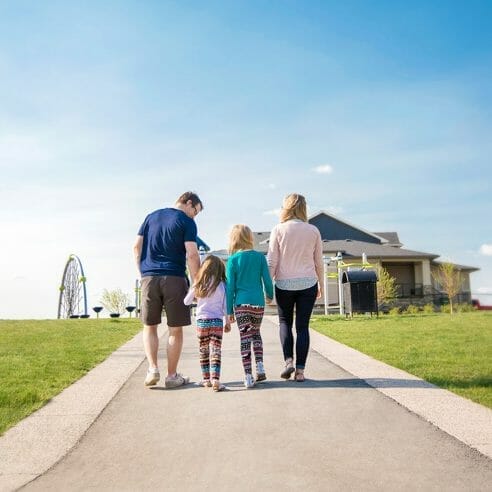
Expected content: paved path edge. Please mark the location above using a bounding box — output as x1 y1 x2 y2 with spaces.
296 319 492 460
0 327 165 492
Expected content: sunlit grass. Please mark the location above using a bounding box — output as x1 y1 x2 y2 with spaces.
311 312 492 408
0 318 141 435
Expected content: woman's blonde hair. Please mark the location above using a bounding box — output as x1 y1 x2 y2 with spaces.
228 224 254 254
194 255 226 298
279 193 308 223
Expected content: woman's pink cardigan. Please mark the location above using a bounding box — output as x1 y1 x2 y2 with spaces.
267 220 324 288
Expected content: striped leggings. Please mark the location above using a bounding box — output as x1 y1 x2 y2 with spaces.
234 305 264 375
196 318 223 381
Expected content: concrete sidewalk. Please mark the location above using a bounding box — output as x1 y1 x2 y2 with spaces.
7 316 491 491
0 326 165 492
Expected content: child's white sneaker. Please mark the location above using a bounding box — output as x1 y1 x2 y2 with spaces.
244 374 255 388
256 361 266 382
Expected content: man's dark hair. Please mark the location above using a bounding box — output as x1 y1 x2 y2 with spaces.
176 191 203 210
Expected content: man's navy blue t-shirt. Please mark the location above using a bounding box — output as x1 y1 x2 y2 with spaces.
138 208 197 277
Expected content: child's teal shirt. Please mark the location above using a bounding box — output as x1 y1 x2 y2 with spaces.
226 250 274 315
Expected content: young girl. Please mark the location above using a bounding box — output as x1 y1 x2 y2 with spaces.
184 255 230 392
226 225 273 388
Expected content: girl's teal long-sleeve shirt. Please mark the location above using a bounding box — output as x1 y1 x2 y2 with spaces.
226 250 274 314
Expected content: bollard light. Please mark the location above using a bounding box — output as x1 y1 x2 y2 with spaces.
93 306 103 319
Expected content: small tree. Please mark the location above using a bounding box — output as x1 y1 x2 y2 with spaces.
377 266 396 307
432 263 463 315
100 288 130 315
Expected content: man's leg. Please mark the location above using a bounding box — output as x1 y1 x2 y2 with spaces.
167 326 183 376
143 324 159 369
140 276 163 378
162 276 191 388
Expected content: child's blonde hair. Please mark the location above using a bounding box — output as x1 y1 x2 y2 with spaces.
279 193 307 223
194 255 226 298
228 224 254 254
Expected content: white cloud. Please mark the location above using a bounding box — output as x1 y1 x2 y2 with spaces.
479 244 492 256
312 164 334 174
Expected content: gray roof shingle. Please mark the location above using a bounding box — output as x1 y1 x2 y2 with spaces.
373 232 402 246
321 239 438 259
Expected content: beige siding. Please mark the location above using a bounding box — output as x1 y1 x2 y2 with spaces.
383 263 414 284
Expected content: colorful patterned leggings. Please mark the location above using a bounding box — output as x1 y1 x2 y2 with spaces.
234 305 264 375
196 318 224 381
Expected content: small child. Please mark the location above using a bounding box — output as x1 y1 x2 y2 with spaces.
184 255 230 392
226 225 273 388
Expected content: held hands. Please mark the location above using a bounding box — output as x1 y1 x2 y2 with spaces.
228 314 235 324
224 323 231 333
265 296 273 305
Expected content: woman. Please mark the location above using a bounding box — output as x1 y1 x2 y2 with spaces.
267 194 323 382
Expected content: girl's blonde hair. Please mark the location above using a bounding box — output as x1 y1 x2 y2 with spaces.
228 224 254 254
279 193 308 223
194 255 226 298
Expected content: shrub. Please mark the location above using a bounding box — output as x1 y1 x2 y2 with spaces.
388 307 400 316
404 304 420 315
456 303 474 313
422 303 435 314
377 266 397 307
440 304 451 314
100 288 130 315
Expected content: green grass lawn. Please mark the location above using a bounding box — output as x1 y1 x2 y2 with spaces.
311 312 492 408
0 318 142 435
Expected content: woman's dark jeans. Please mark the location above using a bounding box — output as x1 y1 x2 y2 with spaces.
275 283 318 369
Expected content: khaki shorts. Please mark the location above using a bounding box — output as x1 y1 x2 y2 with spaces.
140 276 191 327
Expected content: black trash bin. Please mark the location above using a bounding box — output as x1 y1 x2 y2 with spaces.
342 270 378 316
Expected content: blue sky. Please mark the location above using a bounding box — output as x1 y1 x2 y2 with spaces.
1 0 491 318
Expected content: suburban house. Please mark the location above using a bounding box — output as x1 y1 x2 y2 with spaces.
212 211 478 308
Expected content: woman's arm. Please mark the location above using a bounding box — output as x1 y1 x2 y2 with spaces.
266 226 279 280
314 230 324 298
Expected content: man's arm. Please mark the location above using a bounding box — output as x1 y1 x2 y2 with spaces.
185 241 200 283
133 235 143 276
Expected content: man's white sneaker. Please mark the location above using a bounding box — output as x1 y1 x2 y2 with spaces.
144 369 160 386
165 373 190 389
256 361 266 382
244 374 255 388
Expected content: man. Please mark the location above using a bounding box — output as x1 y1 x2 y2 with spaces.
134 191 203 388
